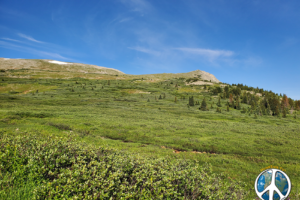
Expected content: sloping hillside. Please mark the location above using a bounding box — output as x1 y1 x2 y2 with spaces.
0 58 220 83
0 58 124 76
131 69 220 83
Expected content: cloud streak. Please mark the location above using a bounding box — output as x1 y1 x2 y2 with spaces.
18 33 44 43
175 48 234 61
120 0 153 14
128 46 160 56
1 37 22 43
0 40 70 60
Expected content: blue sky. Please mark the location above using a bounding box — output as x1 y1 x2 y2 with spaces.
1 0 299 100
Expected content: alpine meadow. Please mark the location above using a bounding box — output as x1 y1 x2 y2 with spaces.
0 58 299 199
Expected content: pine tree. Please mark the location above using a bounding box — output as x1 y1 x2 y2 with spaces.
155 96 157 101
200 98 207 111
159 95 162 99
147 99 150 102
281 94 289 109
232 100 235 108
251 101 255 110
241 107 246 113
275 105 280 116
229 93 233 104
217 97 221 107
242 94 248 104
189 96 195 106
211 104 213 109
236 99 241 110
108 80 110 85
282 108 287 118
227 105 229 112
175 96 177 103
163 93 166 99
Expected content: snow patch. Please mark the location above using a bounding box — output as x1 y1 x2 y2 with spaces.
4 58 10 60
48 60 72 65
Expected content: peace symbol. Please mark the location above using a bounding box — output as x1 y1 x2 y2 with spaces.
255 169 291 200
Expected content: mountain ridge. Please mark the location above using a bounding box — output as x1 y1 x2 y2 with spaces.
0 58 220 82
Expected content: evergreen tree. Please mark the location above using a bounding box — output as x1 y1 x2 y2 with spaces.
175 96 177 103
295 101 300 110
241 107 246 113
242 94 248 104
189 96 195 106
236 99 241 110
281 94 289 109
250 101 255 110
217 97 221 107
108 80 110 85
159 95 162 99
155 96 157 101
211 104 213 109
223 92 226 99
163 93 166 99
288 98 294 109
147 99 150 102
282 108 287 118
229 93 233 104
275 105 280 116
200 98 207 111
227 105 229 112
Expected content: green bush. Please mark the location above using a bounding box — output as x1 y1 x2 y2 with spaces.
48 122 72 130
0 134 248 199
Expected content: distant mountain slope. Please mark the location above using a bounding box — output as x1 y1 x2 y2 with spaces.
0 58 124 75
0 58 220 82
133 69 220 83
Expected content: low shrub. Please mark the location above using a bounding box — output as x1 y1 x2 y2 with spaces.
48 122 72 130
8 112 53 118
0 134 248 199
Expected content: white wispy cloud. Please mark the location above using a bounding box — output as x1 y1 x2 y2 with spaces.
0 41 70 60
119 17 132 23
128 46 160 56
120 0 153 14
18 33 44 43
175 48 234 61
1 37 22 43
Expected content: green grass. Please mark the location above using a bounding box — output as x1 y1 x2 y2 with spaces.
0 71 300 199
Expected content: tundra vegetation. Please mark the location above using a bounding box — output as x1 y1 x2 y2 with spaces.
0 61 299 199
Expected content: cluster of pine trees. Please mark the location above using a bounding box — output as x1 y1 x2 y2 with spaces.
218 84 299 117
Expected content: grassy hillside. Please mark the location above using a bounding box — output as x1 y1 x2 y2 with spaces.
0 60 299 199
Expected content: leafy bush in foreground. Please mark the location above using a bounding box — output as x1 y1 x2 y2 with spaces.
0 133 248 199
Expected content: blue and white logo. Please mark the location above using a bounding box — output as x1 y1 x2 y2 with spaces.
255 168 291 200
